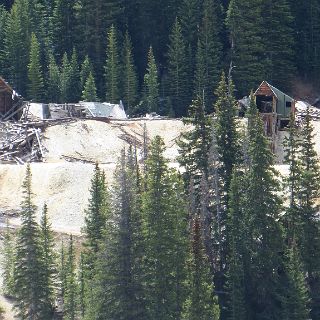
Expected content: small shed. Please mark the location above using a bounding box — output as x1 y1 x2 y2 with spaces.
254 81 295 124
254 81 295 152
0 77 23 120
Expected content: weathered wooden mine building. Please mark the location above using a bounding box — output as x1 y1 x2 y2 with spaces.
254 81 295 151
0 77 23 121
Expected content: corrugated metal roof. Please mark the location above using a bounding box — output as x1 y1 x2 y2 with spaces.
80 102 114 117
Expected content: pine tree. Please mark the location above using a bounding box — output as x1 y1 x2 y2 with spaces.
82 164 108 314
142 136 189 319
183 215 220 320
214 72 241 197
298 106 320 319
47 53 61 103
177 96 213 190
68 48 81 102
197 0 222 106
86 148 147 319
80 55 94 90
4 0 32 95
27 33 44 101
167 18 189 117
60 52 71 103
122 31 138 114
0 6 8 73
1 220 15 297
39 203 56 318
64 235 78 320
105 24 120 103
282 244 310 320
226 0 265 96
225 170 247 320
13 164 48 319
244 95 284 319
82 72 98 101
52 0 76 57
143 46 160 113
262 0 295 90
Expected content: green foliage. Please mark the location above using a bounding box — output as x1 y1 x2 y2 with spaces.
183 215 220 320
4 0 31 95
39 203 56 318
244 95 284 319
47 53 61 103
122 31 138 114
1 220 15 297
143 47 159 113
142 136 189 319
60 52 71 103
86 148 147 319
226 0 265 96
214 72 241 195
167 18 189 117
27 33 44 101
177 96 213 188
64 235 78 320
225 171 247 320
105 24 120 103
80 55 93 90
82 72 98 101
68 48 81 102
13 164 51 319
282 245 310 320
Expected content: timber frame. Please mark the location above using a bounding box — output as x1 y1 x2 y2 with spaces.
0 77 24 121
254 81 295 151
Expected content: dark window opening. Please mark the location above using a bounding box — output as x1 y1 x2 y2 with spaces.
256 95 273 113
286 101 292 108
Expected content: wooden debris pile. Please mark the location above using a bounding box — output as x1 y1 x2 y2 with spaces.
0 122 46 164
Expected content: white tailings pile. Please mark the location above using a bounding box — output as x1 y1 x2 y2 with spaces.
0 119 190 234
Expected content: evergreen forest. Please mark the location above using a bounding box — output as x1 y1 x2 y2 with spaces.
0 0 320 116
2 76 320 319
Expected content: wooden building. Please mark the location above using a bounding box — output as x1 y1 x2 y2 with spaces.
254 81 295 151
0 77 23 121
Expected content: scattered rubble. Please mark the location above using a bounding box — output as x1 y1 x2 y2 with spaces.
0 122 46 164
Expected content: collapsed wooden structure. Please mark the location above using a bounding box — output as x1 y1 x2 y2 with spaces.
0 77 24 121
254 81 295 151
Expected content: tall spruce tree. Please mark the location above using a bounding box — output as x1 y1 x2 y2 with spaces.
4 0 32 95
142 136 189 319
143 46 160 113
197 0 222 106
122 31 138 113
298 106 320 319
27 33 44 101
183 215 220 320
1 220 15 297
52 0 76 57
244 95 285 319
82 72 98 101
64 235 78 320
214 72 241 197
86 148 147 319
105 24 121 103
47 53 61 103
13 164 49 319
167 18 189 117
262 0 295 90
177 96 213 190
68 48 81 102
226 0 265 96
225 170 247 320
60 52 71 103
39 203 56 318
80 55 94 90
